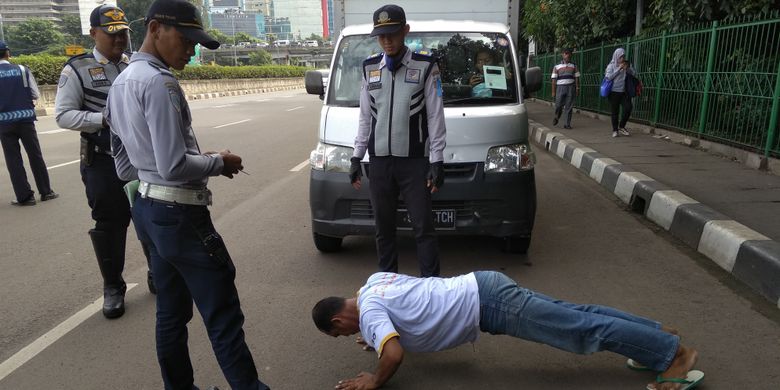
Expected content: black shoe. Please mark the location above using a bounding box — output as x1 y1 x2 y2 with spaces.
147 270 157 295
103 288 126 319
11 196 36 206
563 125 572 129
552 117 558 126
40 191 59 201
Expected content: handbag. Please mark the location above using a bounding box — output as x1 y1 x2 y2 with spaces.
599 77 613 98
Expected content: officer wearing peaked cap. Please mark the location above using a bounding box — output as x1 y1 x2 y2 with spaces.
54 4 155 319
350 4 447 277
105 1 269 388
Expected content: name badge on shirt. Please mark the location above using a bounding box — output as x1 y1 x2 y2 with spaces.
368 70 381 83
405 68 421 84
88 67 111 88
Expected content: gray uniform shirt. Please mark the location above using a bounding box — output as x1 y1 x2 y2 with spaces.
105 52 223 188
55 48 128 133
354 48 446 163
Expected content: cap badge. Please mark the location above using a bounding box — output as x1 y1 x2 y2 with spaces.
104 9 126 22
378 11 390 23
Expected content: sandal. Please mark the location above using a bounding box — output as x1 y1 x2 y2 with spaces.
645 370 704 390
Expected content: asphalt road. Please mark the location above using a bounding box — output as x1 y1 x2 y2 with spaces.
0 91 778 389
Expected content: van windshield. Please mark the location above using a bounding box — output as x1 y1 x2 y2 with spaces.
328 32 518 107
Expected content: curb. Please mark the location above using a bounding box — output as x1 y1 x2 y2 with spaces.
186 85 303 101
34 86 305 117
529 120 780 308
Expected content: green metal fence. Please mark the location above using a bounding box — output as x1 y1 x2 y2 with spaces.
530 14 780 158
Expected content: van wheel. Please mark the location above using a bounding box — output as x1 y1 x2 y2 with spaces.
502 236 531 254
313 232 343 253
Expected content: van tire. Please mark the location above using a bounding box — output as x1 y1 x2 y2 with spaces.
313 232 343 252
502 236 531 254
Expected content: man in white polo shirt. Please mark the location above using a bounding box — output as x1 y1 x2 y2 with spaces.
313 271 703 390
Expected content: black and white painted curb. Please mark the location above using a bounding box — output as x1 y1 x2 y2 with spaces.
187 85 303 101
529 120 780 308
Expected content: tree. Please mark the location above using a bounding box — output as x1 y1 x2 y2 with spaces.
234 32 255 43
118 0 155 50
523 0 778 52
207 28 231 44
60 14 94 48
5 19 64 55
246 49 272 65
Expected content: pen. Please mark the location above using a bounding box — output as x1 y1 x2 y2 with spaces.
239 169 250 175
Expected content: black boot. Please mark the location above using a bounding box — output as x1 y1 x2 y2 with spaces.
89 229 127 319
141 241 156 295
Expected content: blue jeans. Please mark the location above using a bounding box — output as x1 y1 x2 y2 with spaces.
133 197 269 390
474 271 678 372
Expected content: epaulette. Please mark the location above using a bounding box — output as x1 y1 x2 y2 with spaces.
366 52 383 59
146 60 175 77
411 51 436 63
66 52 95 65
414 50 431 56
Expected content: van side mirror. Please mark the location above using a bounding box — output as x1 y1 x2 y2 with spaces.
524 67 542 94
305 70 325 98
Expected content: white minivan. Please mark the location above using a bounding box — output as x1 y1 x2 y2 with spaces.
305 21 542 253
275 39 291 47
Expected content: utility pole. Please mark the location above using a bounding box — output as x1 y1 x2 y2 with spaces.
0 13 5 43
635 0 643 36
231 9 237 66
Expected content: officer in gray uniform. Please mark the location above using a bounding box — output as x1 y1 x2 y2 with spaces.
55 4 154 319
106 1 269 388
349 4 447 277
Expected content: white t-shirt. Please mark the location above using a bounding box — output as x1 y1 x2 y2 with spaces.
357 272 480 356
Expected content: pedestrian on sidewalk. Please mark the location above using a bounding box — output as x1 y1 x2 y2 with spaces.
54 4 155 319
551 48 580 129
313 271 704 390
106 1 269 388
0 41 59 206
605 48 635 137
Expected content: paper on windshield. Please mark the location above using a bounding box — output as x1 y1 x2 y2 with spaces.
483 65 507 90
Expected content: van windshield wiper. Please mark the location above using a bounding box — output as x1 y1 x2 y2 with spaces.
443 96 516 106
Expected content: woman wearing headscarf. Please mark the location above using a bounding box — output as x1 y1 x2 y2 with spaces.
605 48 636 137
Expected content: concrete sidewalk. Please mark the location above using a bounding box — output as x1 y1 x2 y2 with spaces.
525 100 780 307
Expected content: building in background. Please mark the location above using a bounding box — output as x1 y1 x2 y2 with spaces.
272 0 322 41
209 11 266 39
265 16 292 41
325 0 333 39
0 0 79 27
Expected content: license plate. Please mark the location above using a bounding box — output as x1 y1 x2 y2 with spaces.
396 209 456 230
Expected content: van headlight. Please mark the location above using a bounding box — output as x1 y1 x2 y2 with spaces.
485 144 535 173
310 142 354 172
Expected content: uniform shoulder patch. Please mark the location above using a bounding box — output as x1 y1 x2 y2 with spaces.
65 53 95 65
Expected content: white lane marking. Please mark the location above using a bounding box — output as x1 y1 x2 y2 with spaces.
47 159 80 170
213 104 235 108
286 106 304 112
254 99 269 103
213 119 251 129
280 95 293 98
39 129 69 135
0 283 138 381
289 159 310 172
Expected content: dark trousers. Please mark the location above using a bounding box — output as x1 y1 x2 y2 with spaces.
132 197 268 390
368 156 440 277
554 84 575 126
608 91 633 131
0 121 52 202
81 154 131 231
